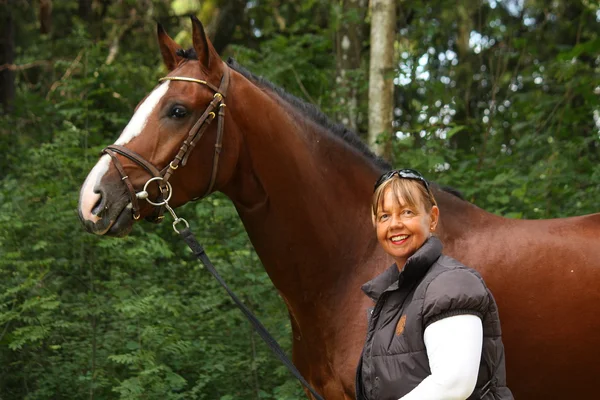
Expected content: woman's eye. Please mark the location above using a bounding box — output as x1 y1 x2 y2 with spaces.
379 214 389 221
402 209 414 216
169 105 187 119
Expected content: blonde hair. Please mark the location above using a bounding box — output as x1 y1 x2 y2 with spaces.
371 177 437 224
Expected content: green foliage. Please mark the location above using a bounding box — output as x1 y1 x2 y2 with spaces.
388 0 600 217
0 107 296 398
228 32 333 110
1 0 598 399
0 2 302 399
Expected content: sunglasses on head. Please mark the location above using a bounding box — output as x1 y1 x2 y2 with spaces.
373 169 431 193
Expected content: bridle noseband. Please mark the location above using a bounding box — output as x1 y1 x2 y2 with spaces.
103 66 230 222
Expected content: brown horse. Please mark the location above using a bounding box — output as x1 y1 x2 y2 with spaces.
78 17 600 399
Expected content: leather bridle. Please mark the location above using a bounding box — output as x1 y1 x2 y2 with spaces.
103 66 230 222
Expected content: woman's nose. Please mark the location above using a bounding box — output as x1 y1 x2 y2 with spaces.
390 214 404 227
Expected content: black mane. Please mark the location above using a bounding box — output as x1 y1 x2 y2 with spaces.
176 48 390 170
438 185 465 200
175 48 465 200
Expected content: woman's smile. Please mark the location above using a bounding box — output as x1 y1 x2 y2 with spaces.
389 234 409 245
375 188 438 267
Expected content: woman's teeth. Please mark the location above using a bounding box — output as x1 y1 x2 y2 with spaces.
391 235 409 242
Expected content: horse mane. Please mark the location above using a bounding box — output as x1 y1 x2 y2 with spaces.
438 185 465 200
175 48 464 200
176 48 389 170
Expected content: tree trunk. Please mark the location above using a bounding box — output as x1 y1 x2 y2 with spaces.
0 2 15 114
198 0 245 54
368 0 395 158
39 0 52 34
211 0 246 54
79 0 92 21
334 0 368 134
450 2 475 152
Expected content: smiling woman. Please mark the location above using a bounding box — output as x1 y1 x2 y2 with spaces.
372 172 439 266
357 169 512 400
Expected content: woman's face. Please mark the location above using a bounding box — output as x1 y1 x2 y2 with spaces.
375 187 439 267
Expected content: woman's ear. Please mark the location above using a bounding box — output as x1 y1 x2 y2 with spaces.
430 205 440 232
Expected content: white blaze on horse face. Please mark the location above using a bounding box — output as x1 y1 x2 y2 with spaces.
80 157 110 223
115 81 170 145
79 82 170 223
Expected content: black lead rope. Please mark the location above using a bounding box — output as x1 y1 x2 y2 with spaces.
179 227 325 400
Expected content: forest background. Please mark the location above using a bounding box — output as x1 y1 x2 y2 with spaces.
0 0 598 399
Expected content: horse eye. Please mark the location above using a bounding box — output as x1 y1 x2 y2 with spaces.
169 105 187 119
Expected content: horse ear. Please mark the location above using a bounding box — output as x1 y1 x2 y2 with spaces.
190 15 218 70
157 23 182 71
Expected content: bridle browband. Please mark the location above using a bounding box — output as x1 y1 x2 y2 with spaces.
103 66 230 222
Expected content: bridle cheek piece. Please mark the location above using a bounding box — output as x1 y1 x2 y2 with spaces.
102 66 230 225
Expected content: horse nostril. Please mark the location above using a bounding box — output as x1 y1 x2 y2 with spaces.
91 191 105 216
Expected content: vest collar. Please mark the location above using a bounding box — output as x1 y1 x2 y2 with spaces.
361 236 443 301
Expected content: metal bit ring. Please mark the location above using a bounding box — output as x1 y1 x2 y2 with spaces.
139 177 173 206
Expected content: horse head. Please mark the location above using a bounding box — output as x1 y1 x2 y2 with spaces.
78 17 241 236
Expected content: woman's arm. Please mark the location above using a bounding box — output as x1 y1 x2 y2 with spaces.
399 314 483 400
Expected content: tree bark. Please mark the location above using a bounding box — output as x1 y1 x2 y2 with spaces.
368 0 395 158
451 2 474 151
334 0 368 134
213 0 245 54
201 0 245 54
0 2 15 114
39 0 52 34
79 0 92 21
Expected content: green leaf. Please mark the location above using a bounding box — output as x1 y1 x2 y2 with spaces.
446 125 466 138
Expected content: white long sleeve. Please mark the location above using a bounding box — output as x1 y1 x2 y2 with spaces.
399 314 483 400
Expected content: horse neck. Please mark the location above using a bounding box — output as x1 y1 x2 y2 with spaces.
220 73 383 303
